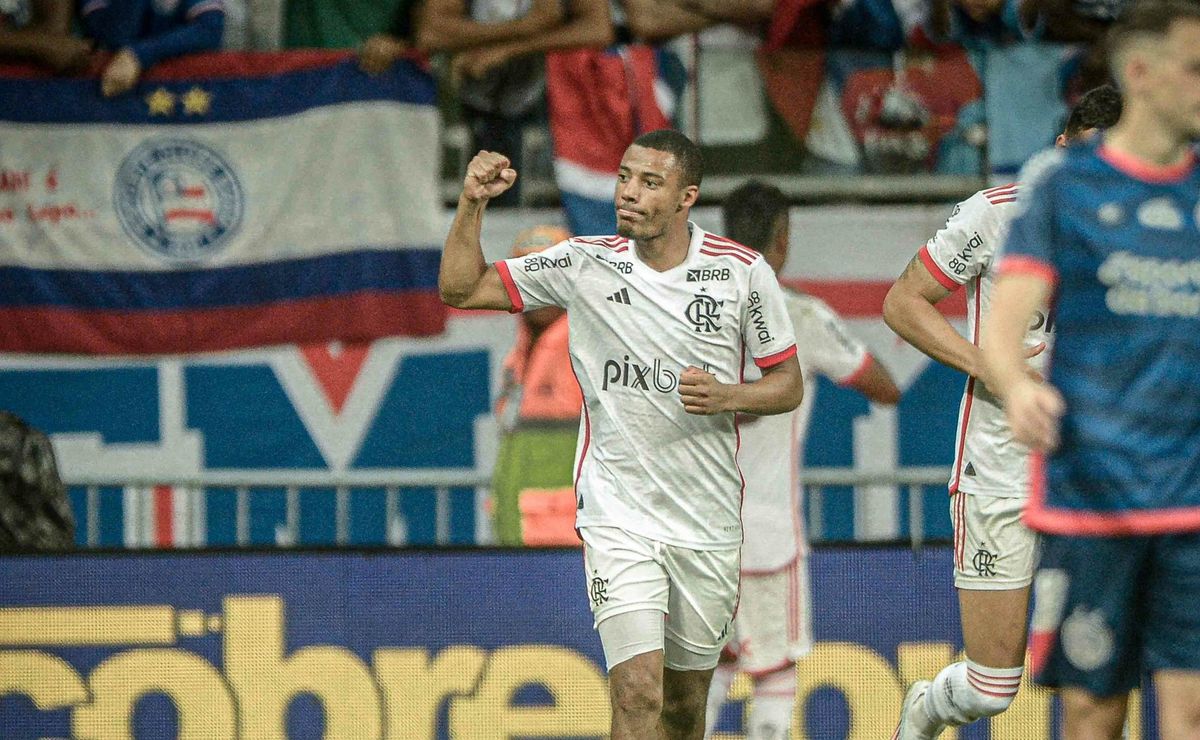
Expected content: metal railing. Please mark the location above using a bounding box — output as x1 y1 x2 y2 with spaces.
66 466 950 549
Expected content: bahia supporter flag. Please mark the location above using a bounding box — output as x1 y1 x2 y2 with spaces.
0 52 445 354
546 45 678 237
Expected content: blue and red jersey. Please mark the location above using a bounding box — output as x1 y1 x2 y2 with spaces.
1000 140 1200 536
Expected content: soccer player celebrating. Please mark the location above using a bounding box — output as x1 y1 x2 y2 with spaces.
883 85 1122 739
983 2 1200 738
703 181 900 739
439 130 805 739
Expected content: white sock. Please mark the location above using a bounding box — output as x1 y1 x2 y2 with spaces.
704 662 737 737
924 660 1023 727
748 666 796 739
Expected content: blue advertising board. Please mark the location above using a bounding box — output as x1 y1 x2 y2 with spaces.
0 547 1154 738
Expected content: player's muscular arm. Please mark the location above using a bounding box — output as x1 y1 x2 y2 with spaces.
883 253 985 378
982 274 1064 451
439 152 517 310
678 356 803 416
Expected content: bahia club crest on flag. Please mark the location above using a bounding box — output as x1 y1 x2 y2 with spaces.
0 51 446 354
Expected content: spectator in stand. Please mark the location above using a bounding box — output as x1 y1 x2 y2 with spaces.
287 0 413 50
80 0 225 97
359 0 612 207
490 224 582 546
0 0 91 72
1032 0 1129 42
620 0 776 43
925 0 1041 46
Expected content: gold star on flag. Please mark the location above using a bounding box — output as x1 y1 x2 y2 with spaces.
145 87 175 116
181 86 212 116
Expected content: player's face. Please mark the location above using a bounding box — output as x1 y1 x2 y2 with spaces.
614 145 697 242
1141 20 1200 139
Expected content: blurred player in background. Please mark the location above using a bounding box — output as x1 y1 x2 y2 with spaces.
490 224 583 546
984 2 1200 737
704 181 900 739
883 84 1122 739
439 130 805 739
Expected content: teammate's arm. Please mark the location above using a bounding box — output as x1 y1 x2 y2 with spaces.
678 356 803 416
883 253 987 379
847 358 901 405
439 152 518 311
982 274 1063 451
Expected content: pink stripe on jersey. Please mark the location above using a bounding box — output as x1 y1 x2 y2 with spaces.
699 248 754 265
983 182 1017 195
838 353 875 388
493 260 524 313
1099 144 1196 184
754 344 797 369
702 236 757 257
574 236 628 250
918 245 962 291
998 255 1058 287
1024 452 1200 535
949 278 981 495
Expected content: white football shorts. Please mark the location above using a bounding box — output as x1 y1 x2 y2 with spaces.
950 492 1039 590
581 525 739 669
726 556 813 675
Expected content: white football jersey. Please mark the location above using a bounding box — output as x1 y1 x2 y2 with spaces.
497 223 798 549
738 290 872 571
920 184 1054 497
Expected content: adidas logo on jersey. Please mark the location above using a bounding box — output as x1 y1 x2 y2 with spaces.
606 288 631 305
964 462 977 477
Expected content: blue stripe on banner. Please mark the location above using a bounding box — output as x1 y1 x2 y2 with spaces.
0 248 441 310
560 192 616 238
0 60 436 124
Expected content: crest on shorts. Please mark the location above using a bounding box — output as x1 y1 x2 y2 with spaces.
589 573 609 606
114 138 244 264
1061 606 1114 672
972 547 997 577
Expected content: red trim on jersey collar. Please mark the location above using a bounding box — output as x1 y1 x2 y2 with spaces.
997 256 1059 287
838 353 875 388
1099 144 1196 184
754 345 797 369
1024 452 1200 535
493 261 524 313
917 245 962 292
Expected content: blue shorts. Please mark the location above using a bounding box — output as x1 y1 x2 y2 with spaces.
1029 532 1200 696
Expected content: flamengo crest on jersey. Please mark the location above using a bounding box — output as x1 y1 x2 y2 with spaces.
920 184 1054 498
496 223 798 550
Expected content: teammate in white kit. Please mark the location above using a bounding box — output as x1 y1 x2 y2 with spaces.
439 129 805 740
882 86 1123 739
704 182 900 739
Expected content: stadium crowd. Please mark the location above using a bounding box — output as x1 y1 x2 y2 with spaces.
0 0 1136 177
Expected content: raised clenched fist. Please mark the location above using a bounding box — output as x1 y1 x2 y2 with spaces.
462 151 517 203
